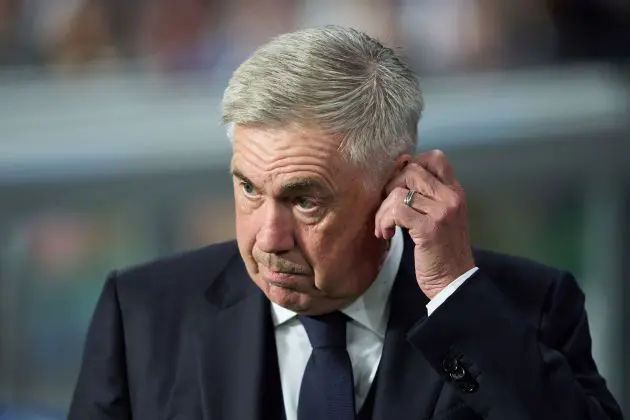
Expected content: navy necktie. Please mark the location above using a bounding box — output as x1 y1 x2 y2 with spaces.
297 311 356 420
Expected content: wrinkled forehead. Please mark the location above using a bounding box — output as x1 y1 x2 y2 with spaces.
229 125 364 191
229 123 342 151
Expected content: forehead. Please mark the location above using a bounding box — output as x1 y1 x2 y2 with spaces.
230 125 360 190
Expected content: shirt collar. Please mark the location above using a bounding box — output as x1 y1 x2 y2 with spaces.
270 226 404 339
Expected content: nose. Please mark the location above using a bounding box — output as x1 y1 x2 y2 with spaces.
255 201 295 254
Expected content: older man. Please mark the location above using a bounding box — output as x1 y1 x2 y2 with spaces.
68 26 622 420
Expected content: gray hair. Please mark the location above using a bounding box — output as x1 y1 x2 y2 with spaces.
222 25 423 174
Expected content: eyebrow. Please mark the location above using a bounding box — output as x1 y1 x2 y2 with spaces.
230 168 250 183
277 178 328 197
230 168 329 197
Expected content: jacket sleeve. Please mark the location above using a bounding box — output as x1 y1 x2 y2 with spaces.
68 271 132 420
407 270 623 420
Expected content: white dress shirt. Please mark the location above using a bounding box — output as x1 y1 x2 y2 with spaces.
271 227 479 420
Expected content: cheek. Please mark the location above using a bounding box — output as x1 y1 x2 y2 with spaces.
308 200 377 267
299 216 357 272
235 213 262 278
235 207 257 253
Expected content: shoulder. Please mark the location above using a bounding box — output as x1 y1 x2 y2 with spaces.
473 248 569 287
472 248 584 322
108 240 241 307
116 239 239 281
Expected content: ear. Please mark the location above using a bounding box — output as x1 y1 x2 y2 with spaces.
394 154 413 171
380 154 413 199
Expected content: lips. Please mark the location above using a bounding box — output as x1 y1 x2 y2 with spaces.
261 268 311 291
256 260 312 276
264 269 305 281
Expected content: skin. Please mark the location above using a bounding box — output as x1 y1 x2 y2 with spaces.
231 124 393 314
376 152 476 299
231 124 475 315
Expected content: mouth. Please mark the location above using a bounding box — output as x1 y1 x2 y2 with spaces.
266 269 306 281
257 260 312 276
262 269 311 291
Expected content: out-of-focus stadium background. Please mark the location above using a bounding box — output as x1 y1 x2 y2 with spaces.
0 0 629 418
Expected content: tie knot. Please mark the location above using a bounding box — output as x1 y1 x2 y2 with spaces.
299 311 348 349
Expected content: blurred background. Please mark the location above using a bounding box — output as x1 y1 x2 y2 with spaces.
0 0 629 418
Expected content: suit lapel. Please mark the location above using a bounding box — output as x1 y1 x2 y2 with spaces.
371 232 445 420
192 255 284 420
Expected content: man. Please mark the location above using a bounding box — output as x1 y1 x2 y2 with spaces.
68 26 623 419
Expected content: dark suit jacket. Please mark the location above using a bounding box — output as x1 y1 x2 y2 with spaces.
68 233 623 419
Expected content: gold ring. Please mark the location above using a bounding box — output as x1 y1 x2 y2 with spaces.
404 189 416 207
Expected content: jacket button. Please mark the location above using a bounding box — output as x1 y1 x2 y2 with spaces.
458 381 477 393
442 358 459 374
449 364 466 381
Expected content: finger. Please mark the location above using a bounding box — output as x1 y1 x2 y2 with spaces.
377 195 435 240
385 162 449 200
375 187 406 239
375 187 437 239
416 150 456 185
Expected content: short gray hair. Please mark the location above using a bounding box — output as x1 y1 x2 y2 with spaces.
222 25 423 173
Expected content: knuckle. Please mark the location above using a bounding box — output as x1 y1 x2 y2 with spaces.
425 181 437 197
435 207 450 223
446 189 462 206
432 149 445 158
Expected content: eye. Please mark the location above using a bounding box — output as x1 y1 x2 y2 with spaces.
240 181 257 197
295 197 317 210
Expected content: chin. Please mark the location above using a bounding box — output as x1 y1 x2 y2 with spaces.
268 283 357 315
267 284 313 313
